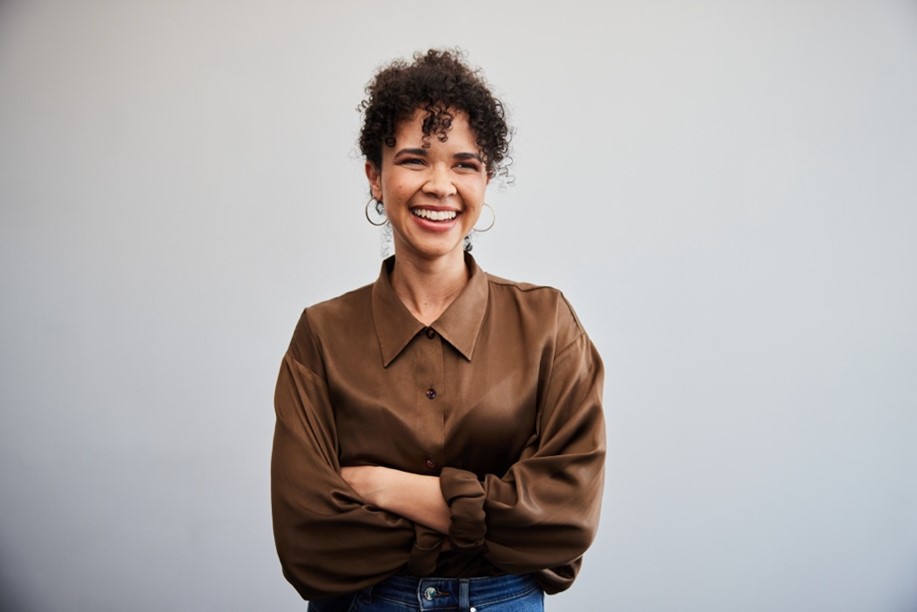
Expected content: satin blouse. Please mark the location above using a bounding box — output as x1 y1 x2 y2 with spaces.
272 254 605 600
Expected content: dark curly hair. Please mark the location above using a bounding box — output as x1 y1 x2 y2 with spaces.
358 49 512 179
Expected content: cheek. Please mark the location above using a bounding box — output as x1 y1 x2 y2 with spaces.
462 177 488 199
383 176 411 200
468 187 488 210
463 201 486 228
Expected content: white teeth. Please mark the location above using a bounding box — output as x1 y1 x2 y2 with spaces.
412 209 457 221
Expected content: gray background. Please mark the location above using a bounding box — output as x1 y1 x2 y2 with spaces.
2 1 916 610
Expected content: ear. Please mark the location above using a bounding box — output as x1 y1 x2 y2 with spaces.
365 162 382 200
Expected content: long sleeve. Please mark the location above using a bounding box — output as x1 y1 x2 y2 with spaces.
271 312 441 600
439 314 606 594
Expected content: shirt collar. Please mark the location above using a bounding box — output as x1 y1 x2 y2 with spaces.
372 253 489 367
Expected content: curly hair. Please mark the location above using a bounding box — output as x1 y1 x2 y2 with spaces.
358 49 512 179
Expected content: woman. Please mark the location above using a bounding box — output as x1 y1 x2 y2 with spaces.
272 49 605 612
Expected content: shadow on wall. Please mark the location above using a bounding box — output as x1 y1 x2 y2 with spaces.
0 582 33 612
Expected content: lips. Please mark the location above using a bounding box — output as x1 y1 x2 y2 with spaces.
411 208 458 222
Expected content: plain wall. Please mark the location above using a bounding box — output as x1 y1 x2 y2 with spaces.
1 1 916 610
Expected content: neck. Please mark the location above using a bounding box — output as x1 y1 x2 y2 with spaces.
390 251 470 326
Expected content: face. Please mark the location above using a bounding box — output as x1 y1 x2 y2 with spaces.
365 108 489 266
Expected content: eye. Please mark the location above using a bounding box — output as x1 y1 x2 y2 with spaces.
456 161 482 171
399 157 425 166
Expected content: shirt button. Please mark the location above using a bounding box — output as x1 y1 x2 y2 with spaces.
425 327 436 339
426 387 437 400
425 457 437 470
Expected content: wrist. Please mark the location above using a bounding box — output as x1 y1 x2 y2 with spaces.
371 466 400 508
363 466 392 507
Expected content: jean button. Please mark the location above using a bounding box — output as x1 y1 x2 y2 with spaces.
423 586 437 601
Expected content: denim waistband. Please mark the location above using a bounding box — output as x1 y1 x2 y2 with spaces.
366 573 539 610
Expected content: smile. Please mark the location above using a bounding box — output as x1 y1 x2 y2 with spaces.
412 209 458 222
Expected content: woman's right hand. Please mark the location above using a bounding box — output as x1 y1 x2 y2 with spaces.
340 465 451 534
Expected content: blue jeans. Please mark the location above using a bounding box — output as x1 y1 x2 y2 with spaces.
308 573 544 612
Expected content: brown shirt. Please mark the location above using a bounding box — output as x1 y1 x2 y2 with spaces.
272 254 605 600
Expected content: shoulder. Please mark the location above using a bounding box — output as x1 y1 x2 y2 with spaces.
303 282 374 325
484 272 585 349
287 282 374 364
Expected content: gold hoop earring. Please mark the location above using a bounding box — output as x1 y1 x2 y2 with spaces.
365 198 387 227
474 203 495 233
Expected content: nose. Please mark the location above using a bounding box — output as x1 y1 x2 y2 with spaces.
423 163 456 198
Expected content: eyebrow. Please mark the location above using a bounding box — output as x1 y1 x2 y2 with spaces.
393 148 483 163
454 152 484 163
393 148 428 158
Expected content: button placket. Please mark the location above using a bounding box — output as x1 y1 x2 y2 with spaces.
413 325 446 476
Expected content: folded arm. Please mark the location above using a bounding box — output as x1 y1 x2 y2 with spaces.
341 465 451 534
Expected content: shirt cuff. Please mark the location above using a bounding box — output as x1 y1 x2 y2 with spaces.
439 467 487 551
405 524 444 576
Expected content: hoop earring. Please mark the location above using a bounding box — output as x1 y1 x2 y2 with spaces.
474 203 495 233
365 197 387 227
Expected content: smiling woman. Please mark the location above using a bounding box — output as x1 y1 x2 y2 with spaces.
271 49 606 612
365 109 489 307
